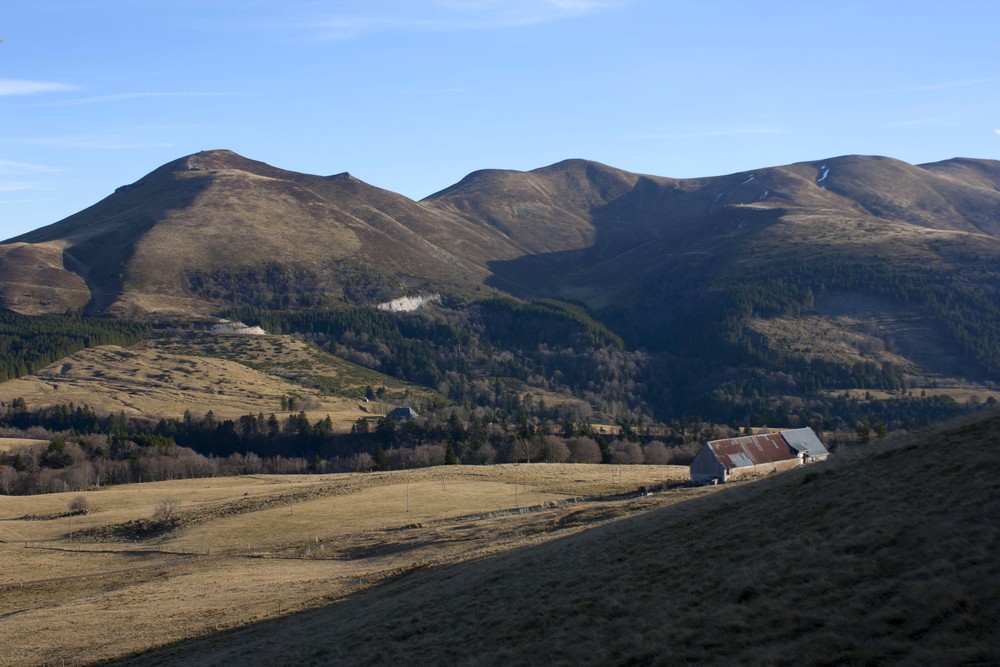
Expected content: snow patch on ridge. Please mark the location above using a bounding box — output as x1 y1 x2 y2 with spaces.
377 294 441 312
816 165 830 188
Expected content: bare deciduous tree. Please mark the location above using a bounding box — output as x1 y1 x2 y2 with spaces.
642 440 671 464
542 436 571 463
153 497 180 522
609 441 644 464
567 437 602 463
69 495 90 515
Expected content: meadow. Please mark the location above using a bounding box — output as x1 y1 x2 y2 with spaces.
116 410 1000 666
0 463 693 666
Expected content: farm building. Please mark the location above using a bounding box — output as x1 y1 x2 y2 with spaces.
387 406 419 421
690 427 829 484
780 427 830 463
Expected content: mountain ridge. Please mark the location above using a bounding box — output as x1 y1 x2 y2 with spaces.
2 150 999 418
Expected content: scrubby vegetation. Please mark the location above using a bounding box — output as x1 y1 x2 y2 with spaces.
0 287 989 497
230 297 983 430
714 260 1000 378
0 312 150 381
0 398 723 495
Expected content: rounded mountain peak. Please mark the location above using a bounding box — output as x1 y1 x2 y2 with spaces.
180 149 285 175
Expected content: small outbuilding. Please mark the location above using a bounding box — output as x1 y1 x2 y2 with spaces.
779 427 830 463
386 406 419 421
690 427 829 484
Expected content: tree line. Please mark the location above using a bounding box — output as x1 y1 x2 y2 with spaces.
0 397 738 495
3 387 977 496
0 312 150 381
228 292 985 430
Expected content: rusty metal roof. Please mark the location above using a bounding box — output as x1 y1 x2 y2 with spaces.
707 433 795 469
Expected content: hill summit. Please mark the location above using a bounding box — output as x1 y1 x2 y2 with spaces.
2 150 1000 402
3 150 997 320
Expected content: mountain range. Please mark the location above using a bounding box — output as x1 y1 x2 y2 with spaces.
2 150 999 421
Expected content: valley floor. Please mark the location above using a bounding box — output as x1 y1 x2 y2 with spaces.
113 411 1000 666
0 464 695 666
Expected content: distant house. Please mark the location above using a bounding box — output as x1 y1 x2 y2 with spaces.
690 427 829 484
386 406 419 421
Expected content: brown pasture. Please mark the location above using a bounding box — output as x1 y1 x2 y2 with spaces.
0 463 693 666
0 438 48 453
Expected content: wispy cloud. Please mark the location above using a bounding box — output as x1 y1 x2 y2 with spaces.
0 159 63 175
893 110 981 128
24 133 174 150
0 159 61 196
408 85 466 95
40 91 233 107
632 128 783 140
0 182 38 192
298 0 630 39
861 77 1000 96
0 79 77 96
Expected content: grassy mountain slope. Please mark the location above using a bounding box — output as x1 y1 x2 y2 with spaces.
0 330 424 425
120 409 1000 666
4 152 998 322
1 151 998 416
0 243 91 314
4 151 492 316
473 156 1000 305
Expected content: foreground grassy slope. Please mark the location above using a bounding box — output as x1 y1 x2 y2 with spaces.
125 410 1000 666
0 465 691 666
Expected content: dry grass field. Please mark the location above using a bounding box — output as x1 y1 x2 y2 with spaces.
139 331 431 404
0 331 432 429
0 343 363 425
110 409 1000 667
0 463 693 666
0 438 48 453
832 385 1000 404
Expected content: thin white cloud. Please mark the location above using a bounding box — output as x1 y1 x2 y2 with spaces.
300 0 629 39
893 110 982 128
861 77 1000 96
0 159 63 175
896 78 1000 92
0 182 37 192
633 128 783 140
40 91 233 107
408 86 466 95
0 79 77 96
0 198 43 204
24 134 174 150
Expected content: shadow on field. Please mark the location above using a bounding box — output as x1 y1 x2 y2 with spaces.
114 411 1000 666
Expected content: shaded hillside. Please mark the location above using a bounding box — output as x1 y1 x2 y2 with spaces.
2 151 999 420
2 151 493 316
6 151 997 321
444 156 1000 414
475 156 1000 320
0 243 91 314
118 409 1000 666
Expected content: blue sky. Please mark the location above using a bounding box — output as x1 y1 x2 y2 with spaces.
2 0 998 239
